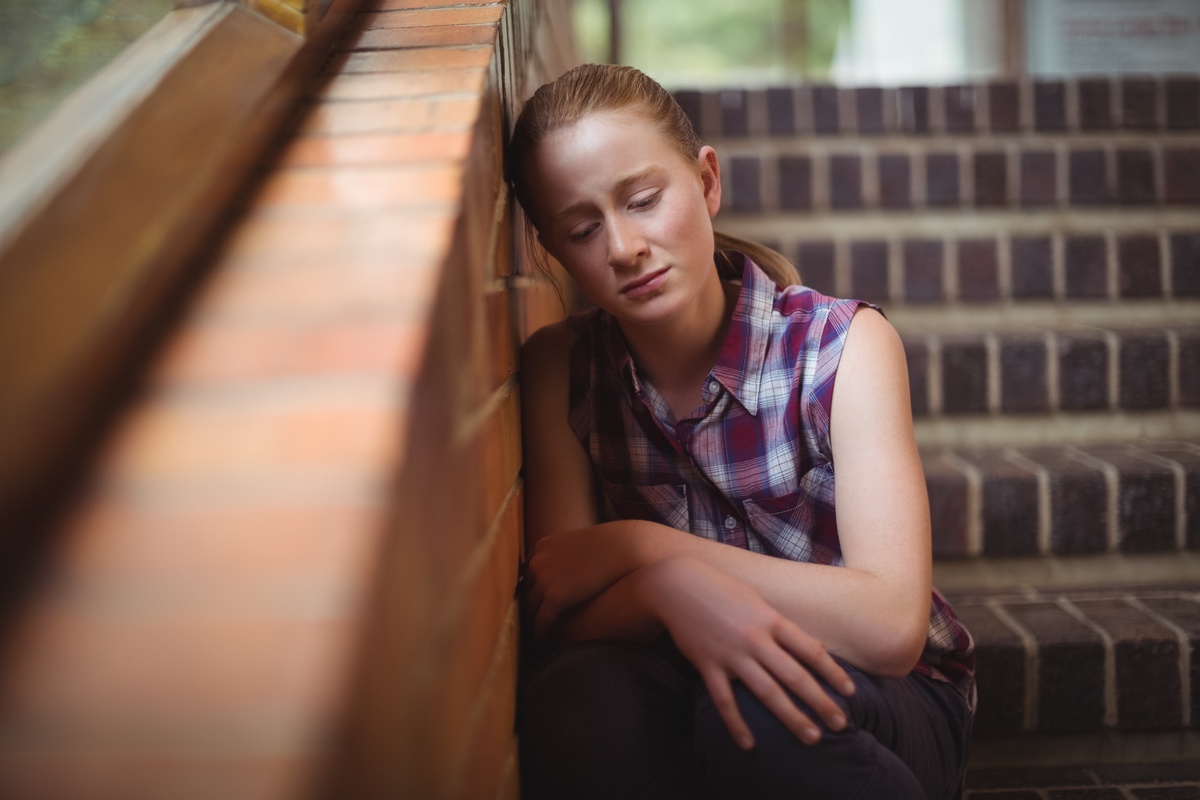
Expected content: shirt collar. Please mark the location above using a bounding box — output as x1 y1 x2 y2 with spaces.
602 253 777 416
710 254 774 416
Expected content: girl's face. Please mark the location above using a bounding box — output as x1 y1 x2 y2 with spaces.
524 110 723 328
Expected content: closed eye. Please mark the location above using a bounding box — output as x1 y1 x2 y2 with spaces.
630 192 660 211
568 223 599 243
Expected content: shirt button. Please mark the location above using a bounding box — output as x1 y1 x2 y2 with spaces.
724 515 737 530
708 381 719 394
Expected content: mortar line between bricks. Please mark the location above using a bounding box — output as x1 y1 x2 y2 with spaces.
1066 445 1121 552
1056 596 1119 729
1167 328 1182 410
1044 331 1061 412
985 598 1041 731
1125 593 1193 727
1103 330 1121 414
1128 445 1189 551
1003 447 1053 556
946 451 984 556
985 333 1000 414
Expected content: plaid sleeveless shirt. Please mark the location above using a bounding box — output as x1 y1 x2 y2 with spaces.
566 255 976 708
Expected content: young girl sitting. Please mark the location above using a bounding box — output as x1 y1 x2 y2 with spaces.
508 63 975 800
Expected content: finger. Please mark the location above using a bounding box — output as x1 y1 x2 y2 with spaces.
699 666 755 751
734 658 824 745
778 624 856 698
756 643 847 734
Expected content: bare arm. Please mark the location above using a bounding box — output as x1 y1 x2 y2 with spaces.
522 308 931 677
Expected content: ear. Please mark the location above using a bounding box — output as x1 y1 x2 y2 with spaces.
697 145 722 218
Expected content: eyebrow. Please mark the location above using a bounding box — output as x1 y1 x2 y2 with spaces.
552 165 668 222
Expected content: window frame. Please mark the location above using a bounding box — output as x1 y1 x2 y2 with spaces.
0 0 360 534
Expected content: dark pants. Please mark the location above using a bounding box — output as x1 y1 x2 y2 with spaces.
519 637 972 800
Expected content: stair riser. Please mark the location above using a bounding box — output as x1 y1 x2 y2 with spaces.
951 591 1200 738
675 77 1200 141
904 327 1200 419
924 443 1200 558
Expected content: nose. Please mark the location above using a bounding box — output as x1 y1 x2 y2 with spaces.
606 215 648 270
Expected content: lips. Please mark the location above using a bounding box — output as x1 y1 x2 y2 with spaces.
620 267 670 297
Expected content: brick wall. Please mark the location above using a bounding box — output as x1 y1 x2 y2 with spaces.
0 2 574 798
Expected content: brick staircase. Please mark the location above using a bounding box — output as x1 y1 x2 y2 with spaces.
678 76 1200 795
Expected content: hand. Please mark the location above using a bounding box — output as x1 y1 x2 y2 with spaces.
638 556 856 750
524 527 638 639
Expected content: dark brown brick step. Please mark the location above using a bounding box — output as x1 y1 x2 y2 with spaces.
965 759 1200 798
943 585 1200 739
759 231 1200 307
716 143 1200 215
898 324 1200 419
922 441 1200 559
675 76 1200 140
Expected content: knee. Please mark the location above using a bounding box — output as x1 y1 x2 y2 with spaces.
693 682 922 800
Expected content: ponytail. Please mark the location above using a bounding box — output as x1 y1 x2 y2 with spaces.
713 231 802 288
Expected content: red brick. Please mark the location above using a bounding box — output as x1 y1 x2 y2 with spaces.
1083 447 1178 553
92 384 406 486
730 156 762 212
155 317 428 388
923 451 971 557
59 497 382 583
316 68 485 100
944 85 976 133
925 152 959 207
941 336 988 415
253 163 464 208
952 603 1025 735
795 240 834 294
1164 148 1200 204
1057 332 1109 412
371 0 500 7
765 88 795 135
1000 337 1048 414
218 208 455 260
810 85 840 134
337 47 492 74
878 154 911 209
1018 447 1108 554
1116 234 1163 298
347 23 497 50
1120 77 1158 130
279 130 472 168
903 239 944 303
1079 78 1114 130
1119 331 1171 411
1034 81 1067 131
849 239 889 304
1004 602 1105 733
779 156 812 211
855 87 883 135
1020 150 1056 207
1075 599 1176 734
1171 233 1200 297
1116 148 1156 205
958 239 999 303
370 6 504 28
0 750 309 800
486 290 516 390
719 89 749 137
0 607 353 740
829 155 862 210
1064 235 1108 298
196 256 443 322
1166 76 1200 130
1068 149 1109 206
300 96 480 135
974 151 1008 207
1010 236 1054 299
988 82 1019 132
895 86 930 134
964 451 1040 556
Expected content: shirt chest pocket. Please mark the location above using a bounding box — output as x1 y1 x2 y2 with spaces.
743 489 839 565
598 478 690 532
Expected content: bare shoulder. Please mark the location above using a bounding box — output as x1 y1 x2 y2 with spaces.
831 306 914 449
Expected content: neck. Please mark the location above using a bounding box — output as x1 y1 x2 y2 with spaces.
619 267 738 406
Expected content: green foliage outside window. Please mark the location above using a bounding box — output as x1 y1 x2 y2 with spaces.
573 0 852 87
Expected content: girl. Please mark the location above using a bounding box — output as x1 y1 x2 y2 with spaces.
509 64 974 800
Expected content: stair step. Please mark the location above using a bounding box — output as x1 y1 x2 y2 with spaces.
715 217 1200 309
921 441 1200 559
675 76 1200 142
711 140 1200 217
898 321 1200 421
944 584 1200 739
965 758 1200 799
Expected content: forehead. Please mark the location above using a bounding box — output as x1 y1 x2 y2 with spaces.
526 111 692 210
